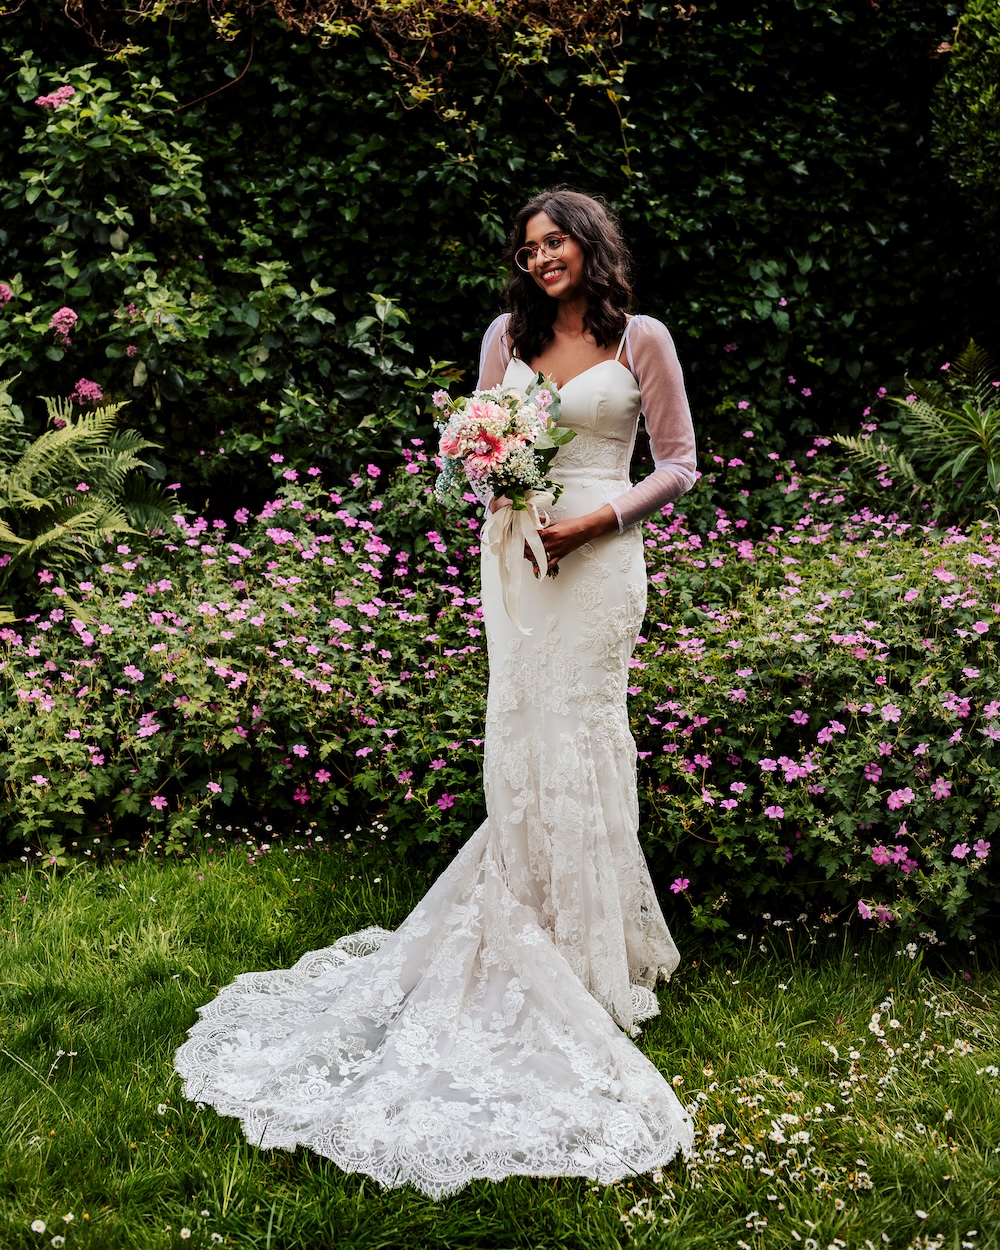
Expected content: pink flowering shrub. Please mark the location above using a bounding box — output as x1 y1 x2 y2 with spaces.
1 437 998 940
633 468 999 939
0 450 486 859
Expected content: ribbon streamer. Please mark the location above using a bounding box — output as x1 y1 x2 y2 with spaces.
481 488 555 635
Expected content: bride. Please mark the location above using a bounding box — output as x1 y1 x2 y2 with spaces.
175 188 699 1197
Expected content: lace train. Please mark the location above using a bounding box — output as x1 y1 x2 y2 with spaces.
175 820 692 1197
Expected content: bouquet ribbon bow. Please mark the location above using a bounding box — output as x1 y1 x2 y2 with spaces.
481 488 556 635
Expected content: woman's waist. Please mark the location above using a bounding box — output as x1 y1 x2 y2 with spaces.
550 472 631 493
548 477 629 519
550 430 634 481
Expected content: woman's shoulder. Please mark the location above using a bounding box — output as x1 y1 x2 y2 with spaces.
626 313 674 342
482 312 511 338
625 314 680 365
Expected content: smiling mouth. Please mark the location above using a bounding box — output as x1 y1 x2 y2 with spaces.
540 267 565 283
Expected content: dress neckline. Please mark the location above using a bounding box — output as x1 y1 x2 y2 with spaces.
509 356 634 390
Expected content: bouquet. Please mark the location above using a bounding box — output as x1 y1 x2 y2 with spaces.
432 374 575 633
432 374 574 508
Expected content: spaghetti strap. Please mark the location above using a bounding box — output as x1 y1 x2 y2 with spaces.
615 320 630 362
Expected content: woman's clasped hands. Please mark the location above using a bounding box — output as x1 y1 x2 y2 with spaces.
489 495 618 576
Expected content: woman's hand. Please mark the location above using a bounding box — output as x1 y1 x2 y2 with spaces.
489 497 619 573
535 505 619 574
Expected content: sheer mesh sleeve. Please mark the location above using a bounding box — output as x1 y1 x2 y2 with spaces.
477 314 512 390
607 316 697 531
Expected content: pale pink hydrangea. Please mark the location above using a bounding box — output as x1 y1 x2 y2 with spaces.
35 84 76 110
70 378 103 404
49 306 78 348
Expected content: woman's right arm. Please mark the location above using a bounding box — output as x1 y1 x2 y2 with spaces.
475 315 513 511
477 314 512 390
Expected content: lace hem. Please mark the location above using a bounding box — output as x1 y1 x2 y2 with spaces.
176 920 692 1199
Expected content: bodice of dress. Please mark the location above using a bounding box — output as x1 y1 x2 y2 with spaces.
482 314 697 530
504 355 641 489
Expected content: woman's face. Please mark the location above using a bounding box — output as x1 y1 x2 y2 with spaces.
522 210 586 303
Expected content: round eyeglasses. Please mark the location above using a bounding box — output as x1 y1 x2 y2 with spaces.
514 233 570 273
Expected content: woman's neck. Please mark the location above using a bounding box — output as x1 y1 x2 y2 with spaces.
551 298 590 340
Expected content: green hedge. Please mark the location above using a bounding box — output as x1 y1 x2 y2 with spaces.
0 0 991 499
933 0 1000 265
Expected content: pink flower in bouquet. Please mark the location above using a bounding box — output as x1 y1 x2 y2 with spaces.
467 399 494 424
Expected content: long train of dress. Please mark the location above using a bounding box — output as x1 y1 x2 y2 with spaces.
174 352 694 1197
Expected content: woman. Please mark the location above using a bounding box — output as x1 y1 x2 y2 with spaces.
175 188 698 1197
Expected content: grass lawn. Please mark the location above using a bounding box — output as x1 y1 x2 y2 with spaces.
2 832 998 1250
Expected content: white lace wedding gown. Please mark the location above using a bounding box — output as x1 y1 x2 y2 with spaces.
174 315 699 1198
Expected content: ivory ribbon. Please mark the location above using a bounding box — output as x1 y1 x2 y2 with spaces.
481 488 555 635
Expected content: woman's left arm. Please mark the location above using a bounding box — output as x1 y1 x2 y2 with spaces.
606 316 697 531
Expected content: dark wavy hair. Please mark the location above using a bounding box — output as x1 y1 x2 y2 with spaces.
503 187 633 364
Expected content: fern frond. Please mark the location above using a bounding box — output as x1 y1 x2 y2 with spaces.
952 339 999 408
894 378 955 413
121 476 173 533
831 435 929 495
0 380 167 599
11 409 126 495
14 504 135 567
